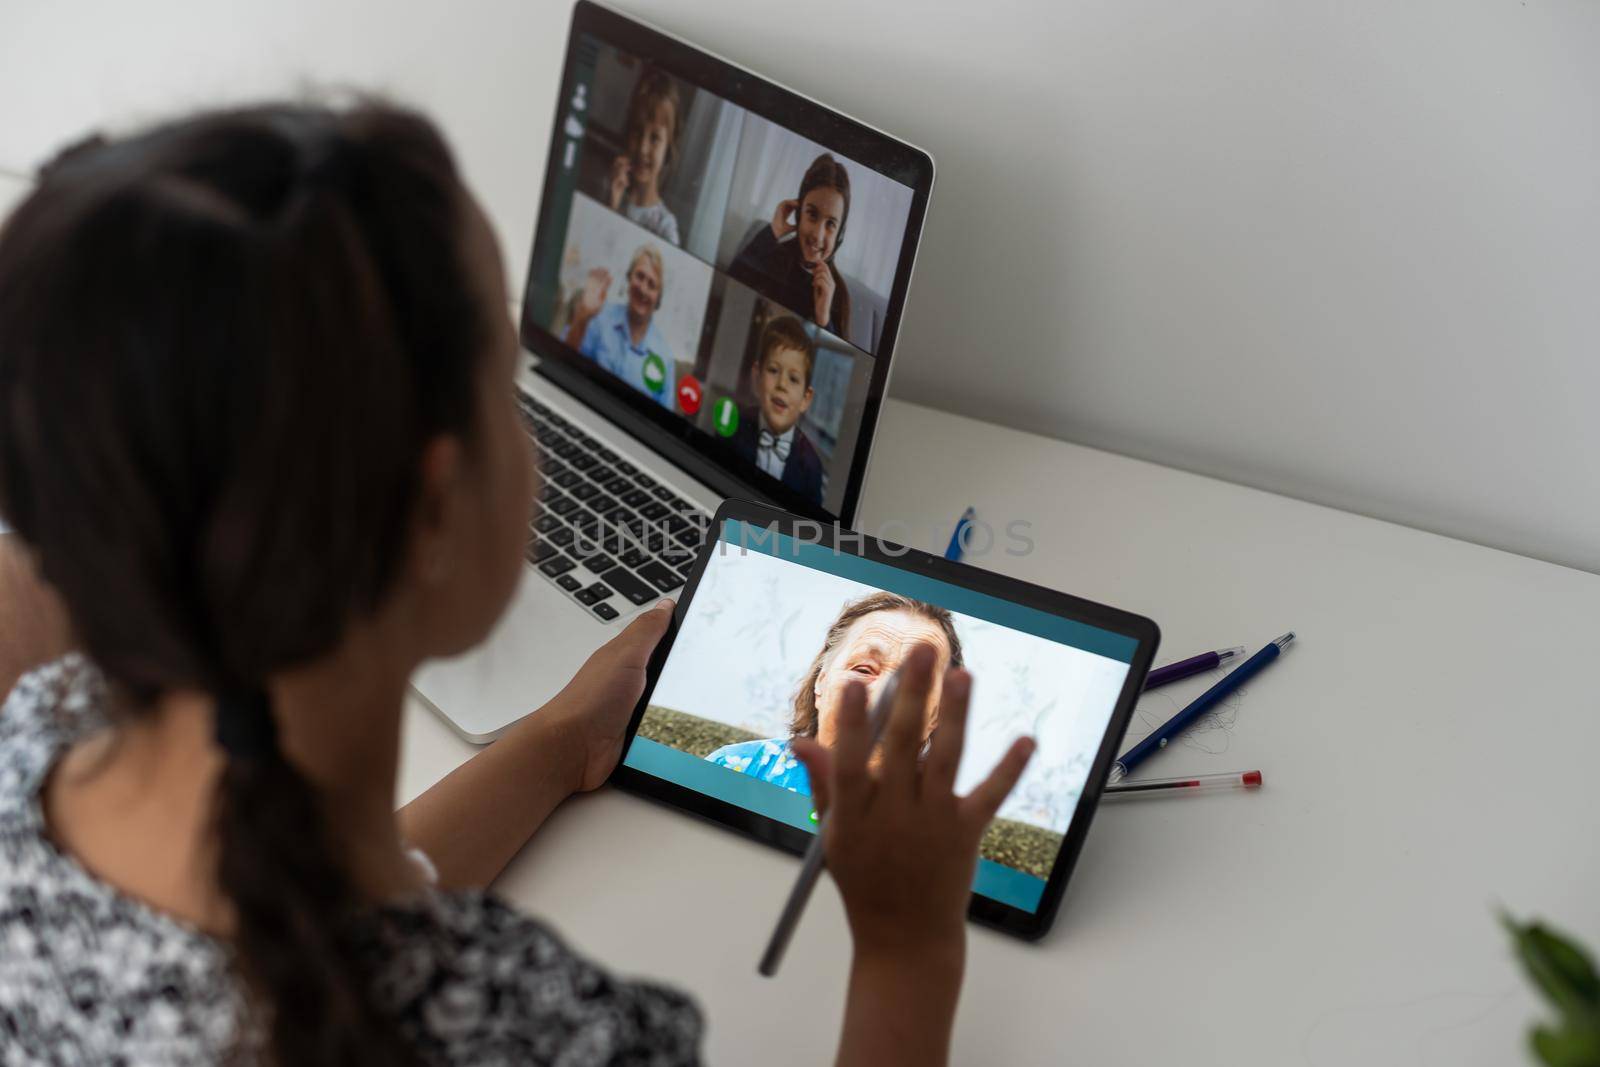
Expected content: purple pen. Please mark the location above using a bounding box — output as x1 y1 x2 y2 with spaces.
1143 647 1247 690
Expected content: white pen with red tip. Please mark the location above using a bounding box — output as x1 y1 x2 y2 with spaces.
1104 769 1263 797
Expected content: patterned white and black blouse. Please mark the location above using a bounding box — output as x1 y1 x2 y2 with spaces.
0 656 703 1065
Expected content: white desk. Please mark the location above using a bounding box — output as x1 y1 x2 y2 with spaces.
4 165 1594 1064
399 399 1600 1067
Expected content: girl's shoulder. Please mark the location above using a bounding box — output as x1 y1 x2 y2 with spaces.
0 659 703 1065
0 653 107 810
623 200 681 246
706 737 767 763
369 889 704 1064
730 225 783 270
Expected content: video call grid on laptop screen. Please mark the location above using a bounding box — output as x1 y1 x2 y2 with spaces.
621 520 1138 914
522 5 927 521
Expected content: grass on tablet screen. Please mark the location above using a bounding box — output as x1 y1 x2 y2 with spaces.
638 706 1064 879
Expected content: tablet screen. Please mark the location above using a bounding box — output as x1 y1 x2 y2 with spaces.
620 518 1140 914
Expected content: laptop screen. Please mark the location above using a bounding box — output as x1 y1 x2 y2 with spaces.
521 2 933 525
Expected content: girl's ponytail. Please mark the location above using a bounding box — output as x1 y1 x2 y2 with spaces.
212 687 415 1064
0 101 488 1065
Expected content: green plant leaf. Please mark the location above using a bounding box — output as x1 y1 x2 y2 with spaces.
1527 926 1600 1004
1505 914 1600 1015
1505 913 1600 1066
1530 1023 1600 1067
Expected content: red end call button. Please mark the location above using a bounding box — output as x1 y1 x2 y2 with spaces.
676 375 703 416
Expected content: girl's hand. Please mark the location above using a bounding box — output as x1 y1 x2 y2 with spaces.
793 644 1034 958
542 599 673 792
770 197 800 240
395 600 674 889
609 155 632 211
811 264 836 329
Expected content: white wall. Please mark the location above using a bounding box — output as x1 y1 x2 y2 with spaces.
3 0 1596 572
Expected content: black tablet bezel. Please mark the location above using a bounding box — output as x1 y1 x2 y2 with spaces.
611 499 1161 940
519 0 935 529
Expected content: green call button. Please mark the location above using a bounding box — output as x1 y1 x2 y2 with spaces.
712 396 739 437
642 352 666 394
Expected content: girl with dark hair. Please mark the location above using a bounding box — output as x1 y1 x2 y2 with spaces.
728 152 853 339
0 102 1033 1067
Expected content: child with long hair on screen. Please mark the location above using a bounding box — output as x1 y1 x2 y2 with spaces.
729 152 853 340
606 66 682 246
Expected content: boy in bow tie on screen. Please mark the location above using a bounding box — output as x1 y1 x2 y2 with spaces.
734 315 825 505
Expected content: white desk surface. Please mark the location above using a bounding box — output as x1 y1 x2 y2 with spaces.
399 399 1599 1067
4 167 1595 1064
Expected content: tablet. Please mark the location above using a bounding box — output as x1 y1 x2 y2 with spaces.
612 500 1160 939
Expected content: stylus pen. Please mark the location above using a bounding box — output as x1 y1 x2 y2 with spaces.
1104 769 1263 797
758 673 902 978
943 506 975 561
1110 632 1295 783
1143 647 1247 690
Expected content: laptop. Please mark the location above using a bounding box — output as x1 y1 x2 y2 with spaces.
412 0 936 741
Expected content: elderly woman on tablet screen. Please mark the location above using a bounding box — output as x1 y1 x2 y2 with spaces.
708 592 964 792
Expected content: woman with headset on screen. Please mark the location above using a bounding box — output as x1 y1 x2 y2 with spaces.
729 152 854 341
0 102 1034 1066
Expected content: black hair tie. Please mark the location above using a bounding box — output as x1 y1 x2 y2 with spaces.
214 686 278 760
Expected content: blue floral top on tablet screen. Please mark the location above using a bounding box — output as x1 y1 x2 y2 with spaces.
705 738 812 795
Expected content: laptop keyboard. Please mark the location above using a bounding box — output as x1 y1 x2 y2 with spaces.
517 390 709 622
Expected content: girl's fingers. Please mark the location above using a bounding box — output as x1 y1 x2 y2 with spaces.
828 680 872 814
605 598 673 667
962 736 1036 827
881 643 939 790
922 669 971 796
790 737 832 817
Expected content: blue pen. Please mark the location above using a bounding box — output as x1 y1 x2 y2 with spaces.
1110 632 1296 782
944 506 975 561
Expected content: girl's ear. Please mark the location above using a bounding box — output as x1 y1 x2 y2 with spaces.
409 434 466 588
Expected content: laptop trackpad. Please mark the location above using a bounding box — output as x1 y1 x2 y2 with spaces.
410 569 608 743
